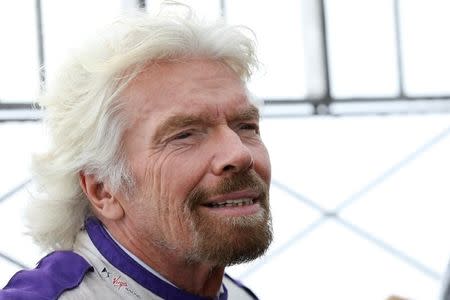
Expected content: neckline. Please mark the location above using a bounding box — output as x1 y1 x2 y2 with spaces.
85 217 228 300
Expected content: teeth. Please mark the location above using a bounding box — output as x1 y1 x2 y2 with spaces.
209 198 254 208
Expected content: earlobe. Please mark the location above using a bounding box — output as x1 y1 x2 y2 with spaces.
79 172 124 220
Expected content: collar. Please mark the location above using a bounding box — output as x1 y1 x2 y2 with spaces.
85 217 228 300
103 225 178 288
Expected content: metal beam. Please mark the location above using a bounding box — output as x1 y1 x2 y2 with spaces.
264 95 450 105
2 95 450 109
35 0 46 89
317 0 332 112
0 251 29 270
393 0 406 97
1 97 450 121
0 179 31 204
137 0 146 9
220 0 226 19
0 103 37 110
337 217 440 280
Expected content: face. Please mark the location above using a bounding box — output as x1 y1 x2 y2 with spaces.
121 59 272 266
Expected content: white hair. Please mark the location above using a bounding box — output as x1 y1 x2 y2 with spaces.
27 7 259 251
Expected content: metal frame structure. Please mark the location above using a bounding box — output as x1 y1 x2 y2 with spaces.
237 124 450 283
0 2 449 290
1 0 449 119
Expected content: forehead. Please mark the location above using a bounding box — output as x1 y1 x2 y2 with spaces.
123 59 253 125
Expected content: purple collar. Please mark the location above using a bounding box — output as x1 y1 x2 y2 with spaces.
85 217 228 300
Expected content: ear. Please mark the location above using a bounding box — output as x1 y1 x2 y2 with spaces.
79 172 124 220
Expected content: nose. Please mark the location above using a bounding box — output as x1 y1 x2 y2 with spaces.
211 127 254 176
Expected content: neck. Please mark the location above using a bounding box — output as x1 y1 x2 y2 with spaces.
104 220 225 298
132 243 225 298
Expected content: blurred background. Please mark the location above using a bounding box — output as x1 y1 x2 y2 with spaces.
1 0 450 299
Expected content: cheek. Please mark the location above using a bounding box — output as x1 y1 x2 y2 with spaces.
140 150 206 219
253 145 271 184
160 152 209 197
153 152 212 245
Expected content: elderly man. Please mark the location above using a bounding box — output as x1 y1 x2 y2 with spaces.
0 7 272 300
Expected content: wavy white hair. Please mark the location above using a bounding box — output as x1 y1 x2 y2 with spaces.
27 7 259 251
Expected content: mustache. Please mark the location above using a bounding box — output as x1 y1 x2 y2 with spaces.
186 170 269 211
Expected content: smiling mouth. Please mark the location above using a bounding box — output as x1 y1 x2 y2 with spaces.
204 198 255 208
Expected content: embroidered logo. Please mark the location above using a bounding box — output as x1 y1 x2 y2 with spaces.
101 267 111 278
99 266 142 299
112 275 128 290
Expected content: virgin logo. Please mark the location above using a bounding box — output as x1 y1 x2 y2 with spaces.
112 276 128 290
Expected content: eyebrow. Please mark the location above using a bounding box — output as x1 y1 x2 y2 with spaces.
152 104 260 145
229 105 260 123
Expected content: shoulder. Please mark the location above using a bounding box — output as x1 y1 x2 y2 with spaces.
223 273 259 300
0 251 93 300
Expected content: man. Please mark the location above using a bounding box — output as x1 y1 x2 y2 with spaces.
0 6 272 300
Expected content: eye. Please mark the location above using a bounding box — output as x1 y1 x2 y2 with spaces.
172 131 192 140
238 123 260 135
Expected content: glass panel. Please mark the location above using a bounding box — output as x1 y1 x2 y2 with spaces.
41 0 129 83
400 0 450 96
226 0 307 100
0 2 40 103
325 0 399 98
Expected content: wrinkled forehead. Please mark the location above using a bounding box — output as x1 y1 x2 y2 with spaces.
121 59 254 126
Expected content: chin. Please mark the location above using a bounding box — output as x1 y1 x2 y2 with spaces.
186 212 273 266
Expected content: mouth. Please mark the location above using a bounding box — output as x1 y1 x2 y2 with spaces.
200 190 261 216
204 198 255 208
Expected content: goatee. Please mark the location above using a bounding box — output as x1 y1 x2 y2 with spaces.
184 170 273 266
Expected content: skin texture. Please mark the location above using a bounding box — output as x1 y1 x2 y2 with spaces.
80 59 272 298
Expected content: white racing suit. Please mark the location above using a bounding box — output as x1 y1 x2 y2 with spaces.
1 217 258 300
